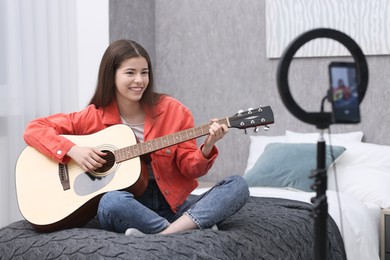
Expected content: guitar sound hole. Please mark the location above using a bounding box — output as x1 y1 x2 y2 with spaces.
94 150 116 174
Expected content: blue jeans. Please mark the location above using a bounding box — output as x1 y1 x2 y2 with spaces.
97 175 249 234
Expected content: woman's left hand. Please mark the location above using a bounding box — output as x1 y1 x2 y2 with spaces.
201 119 229 158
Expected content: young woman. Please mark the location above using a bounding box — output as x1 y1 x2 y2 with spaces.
23 39 249 235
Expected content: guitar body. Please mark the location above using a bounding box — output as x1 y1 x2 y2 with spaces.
15 125 146 232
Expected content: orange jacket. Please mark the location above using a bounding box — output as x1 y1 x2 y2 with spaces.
24 95 218 212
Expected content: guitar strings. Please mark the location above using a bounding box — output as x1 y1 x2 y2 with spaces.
63 119 226 173
65 152 117 172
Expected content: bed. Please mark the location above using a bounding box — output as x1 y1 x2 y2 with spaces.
240 130 390 260
0 130 388 259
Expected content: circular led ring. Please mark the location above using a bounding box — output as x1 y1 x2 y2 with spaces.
276 28 368 128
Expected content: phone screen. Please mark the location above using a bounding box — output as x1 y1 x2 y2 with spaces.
329 62 360 123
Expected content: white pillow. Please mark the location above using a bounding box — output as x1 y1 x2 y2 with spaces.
245 135 286 173
327 142 390 208
244 130 362 174
285 130 390 207
285 130 364 146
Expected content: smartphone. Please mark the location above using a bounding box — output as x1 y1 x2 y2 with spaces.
329 62 360 123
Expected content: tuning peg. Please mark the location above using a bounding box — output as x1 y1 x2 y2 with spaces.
264 125 270 131
237 110 244 116
254 127 259 133
247 108 254 114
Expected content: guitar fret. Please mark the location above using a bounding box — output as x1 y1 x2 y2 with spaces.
148 141 154 151
156 138 163 149
139 143 145 154
152 140 158 150
188 129 194 138
129 148 136 158
131 146 138 157
127 147 134 158
168 134 174 145
142 143 149 153
194 127 202 136
201 124 209 135
162 136 168 146
117 149 123 161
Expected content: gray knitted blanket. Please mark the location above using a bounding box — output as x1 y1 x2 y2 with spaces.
0 196 346 260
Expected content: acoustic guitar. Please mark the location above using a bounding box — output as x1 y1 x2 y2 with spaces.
15 106 274 232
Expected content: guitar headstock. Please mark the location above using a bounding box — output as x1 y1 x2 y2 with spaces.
228 106 274 131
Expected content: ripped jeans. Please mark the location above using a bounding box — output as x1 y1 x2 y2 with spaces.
97 175 249 234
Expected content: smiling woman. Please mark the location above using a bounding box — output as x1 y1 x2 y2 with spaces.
18 39 248 234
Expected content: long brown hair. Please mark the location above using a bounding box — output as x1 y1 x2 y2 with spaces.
89 40 160 108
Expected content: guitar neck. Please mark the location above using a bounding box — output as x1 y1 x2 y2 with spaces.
115 118 229 163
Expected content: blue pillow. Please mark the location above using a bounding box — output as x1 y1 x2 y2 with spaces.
243 143 346 192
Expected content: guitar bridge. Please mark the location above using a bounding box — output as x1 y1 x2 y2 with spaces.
59 163 70 190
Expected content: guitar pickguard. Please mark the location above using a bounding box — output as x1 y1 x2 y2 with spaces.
74 171 116 196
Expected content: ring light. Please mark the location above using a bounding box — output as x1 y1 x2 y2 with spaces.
276 28 368 129
276 28 369 260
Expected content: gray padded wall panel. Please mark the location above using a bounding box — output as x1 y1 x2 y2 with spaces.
109 0 155 63
109 0 390 182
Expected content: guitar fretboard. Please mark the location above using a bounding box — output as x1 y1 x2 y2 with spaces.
114 118 229 163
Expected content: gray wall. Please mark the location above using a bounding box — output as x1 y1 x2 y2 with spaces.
110 0 155 62
109 0 390 183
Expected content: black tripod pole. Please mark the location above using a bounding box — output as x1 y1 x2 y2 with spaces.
311 133 328 260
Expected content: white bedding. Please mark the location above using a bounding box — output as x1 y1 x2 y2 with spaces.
193 187 380 260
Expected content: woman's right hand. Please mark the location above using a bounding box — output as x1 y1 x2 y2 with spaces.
67 145 107 172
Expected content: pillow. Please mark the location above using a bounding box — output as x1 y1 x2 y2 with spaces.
245 135 287 173
243 143 346 192
285 130 364 146
327 141 390 208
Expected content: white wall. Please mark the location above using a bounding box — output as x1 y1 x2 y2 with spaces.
76 0 109 109
0 0 109 228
